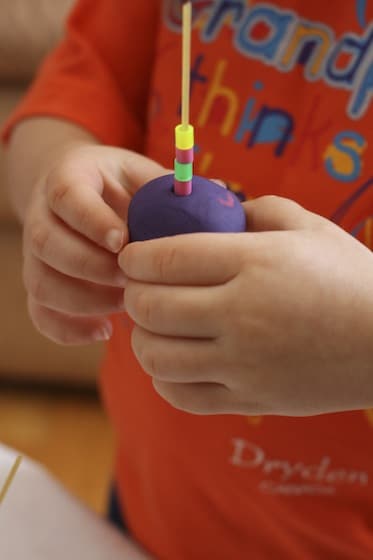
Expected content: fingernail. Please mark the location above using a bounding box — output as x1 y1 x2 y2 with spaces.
93 322 113 342
106 229 124 253
212 179 228 189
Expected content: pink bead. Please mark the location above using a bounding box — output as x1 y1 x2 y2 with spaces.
174 179 192 196
176 147 194 163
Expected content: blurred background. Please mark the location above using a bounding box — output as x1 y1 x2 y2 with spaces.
0 0 114 514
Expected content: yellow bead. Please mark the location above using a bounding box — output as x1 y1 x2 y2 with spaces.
175 124 194 150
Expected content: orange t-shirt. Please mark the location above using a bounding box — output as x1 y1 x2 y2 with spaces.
4 1 373 558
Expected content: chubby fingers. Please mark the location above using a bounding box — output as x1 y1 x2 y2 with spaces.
124 281 223 338
131 326 224 383
131 326 237 414
153 380 235 415
45 164 129 253
119 233 245 286
23 254 125 316
27 298 113 345
244 195 328 232
25 207 127 287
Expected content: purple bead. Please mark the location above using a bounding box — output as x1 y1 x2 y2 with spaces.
128 174 246 242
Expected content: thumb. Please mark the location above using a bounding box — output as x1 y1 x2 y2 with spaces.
120 150 168 195
243 195 326 232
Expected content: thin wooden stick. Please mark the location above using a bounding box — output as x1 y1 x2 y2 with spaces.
181 1 192 129
0 455 22 504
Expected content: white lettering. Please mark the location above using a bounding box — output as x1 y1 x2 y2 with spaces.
230 438 369 491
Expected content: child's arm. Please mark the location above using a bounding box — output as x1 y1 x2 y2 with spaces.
119 196 373 417
4 0 163 346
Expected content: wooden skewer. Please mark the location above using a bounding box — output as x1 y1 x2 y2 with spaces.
181 1 192 129
0 455 22 504
174 1 194 196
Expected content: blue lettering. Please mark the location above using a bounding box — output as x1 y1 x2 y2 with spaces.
203 0 245 42
326 28 373 86
249 106 294 156
349 59 373 119
325 131 365 182
235 7 294 63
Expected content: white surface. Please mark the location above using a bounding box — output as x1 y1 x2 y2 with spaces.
0 444 153 559
0 445 19 496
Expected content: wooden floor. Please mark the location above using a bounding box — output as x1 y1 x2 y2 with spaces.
0 385 115 514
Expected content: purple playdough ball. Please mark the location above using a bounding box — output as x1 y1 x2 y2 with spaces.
128 174 246 242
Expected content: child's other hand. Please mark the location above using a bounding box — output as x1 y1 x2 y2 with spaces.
23 145 165 345
119 196 373 416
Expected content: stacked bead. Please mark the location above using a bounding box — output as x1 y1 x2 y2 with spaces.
174 124 194 196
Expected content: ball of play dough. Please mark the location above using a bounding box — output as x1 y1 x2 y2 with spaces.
128 174 246 242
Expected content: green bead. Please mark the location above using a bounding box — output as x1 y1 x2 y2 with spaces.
174 159 193 182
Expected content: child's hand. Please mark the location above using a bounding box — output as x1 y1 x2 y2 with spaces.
119 196 373 416
23 144 165 345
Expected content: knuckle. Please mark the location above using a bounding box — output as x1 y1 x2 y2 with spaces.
262 194 282 204
71 250 90 278
27 300 55 343
153 382 197 413
132 288 155 327
154 246 178 282
262 195 301 211
47 181 71 212
28 274 45 303
29 310 48 339
52 329 77 346
131 327 142 361
23 262 45 303
49 179 92 231
73 204 91 231
283 197 302 212
40 322 73 346
28 221 51 257
131 329 163 378
142 348 162 378
171 392 192 412
29 301 77 346
257 194 278 207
